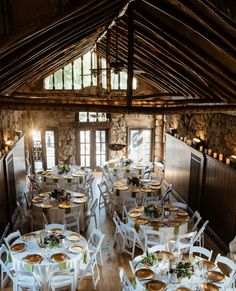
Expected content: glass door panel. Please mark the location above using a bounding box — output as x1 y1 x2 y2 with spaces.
79 130 90 167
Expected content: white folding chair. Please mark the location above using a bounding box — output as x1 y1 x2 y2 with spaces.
147 244 169 254
192 220 209 247
85 198 98 228
0 245 15 288
189 210 202 232
77 253 100 289
14 270 41 291
171 201 187 210
122 198 137 222
214 255 236 289
189 246 213 260
172 231 197 254
88 228 105 265
119 267 135 291
129 255 144 275
98 181 112 210
49 268 75 291
4 230 21 250
160 183 173 205
122 222 144 258
144 229 165 253
64 211 80 233
45 224 65 231
113 211 126 249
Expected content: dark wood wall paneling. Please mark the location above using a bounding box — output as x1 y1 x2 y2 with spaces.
0 136 26 238
165 133 236 249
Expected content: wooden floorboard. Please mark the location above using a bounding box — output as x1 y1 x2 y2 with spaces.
1 173 226 291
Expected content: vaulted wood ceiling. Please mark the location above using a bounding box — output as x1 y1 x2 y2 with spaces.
0 0 235 114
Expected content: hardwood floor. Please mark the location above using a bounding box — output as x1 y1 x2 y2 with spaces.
2 173 226 290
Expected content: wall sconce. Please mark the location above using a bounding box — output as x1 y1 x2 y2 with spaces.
169 128 177 136
192 138 204 150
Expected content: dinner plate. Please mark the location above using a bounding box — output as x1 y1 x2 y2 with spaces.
207 271 225 282
135 268 154 280
69 244 84 253
150 186 161 190
198 260 215 270
67 233 83 241
32 197 43 203
72 173 83 177
71 192 85 198
51 253 68 262
176 288 192 291
134 206 144 212
177 211 188 217
49 228 63 234
73 197 87 204
199 282 219 291
22 233 37 240
58 203 71 209
135 218 149 225
128 211 141 218
41 203 52 209
24 254 43 264
155 251 173 260
10 243 26 252
129 187 140 193
141 188 152 192
146 280 166 291
150 181 161 186
117 186 129 191
39 192 50 197
149 221 165 228
166 220 180 227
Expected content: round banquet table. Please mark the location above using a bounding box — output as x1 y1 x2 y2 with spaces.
32 191 88 231
132 252 228 291
127 205 190 242
11 230 89 291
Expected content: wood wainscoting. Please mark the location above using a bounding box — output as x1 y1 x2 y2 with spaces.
165 133 236 251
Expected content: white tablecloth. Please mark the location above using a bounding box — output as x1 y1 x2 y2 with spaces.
11 230 89 291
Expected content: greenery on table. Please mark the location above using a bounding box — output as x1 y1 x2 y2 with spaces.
43 233 65 248
57 163 71 174
144 204 162 218
170 260 194 279
121 158 133 167
141 251 158 266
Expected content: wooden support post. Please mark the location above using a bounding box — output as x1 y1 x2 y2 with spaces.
106 31 111 100
96 43 102 97
126 2 134 107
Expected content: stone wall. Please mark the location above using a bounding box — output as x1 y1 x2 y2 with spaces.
165 113 236 156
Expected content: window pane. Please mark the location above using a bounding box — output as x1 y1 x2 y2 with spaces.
86 156 90 167
79 112 88 122
111 72 119 89
74 58 82 89
80 131 85 142
120 71 127 89
64 63 72 89
83 52 91 75
54 69 63 89
88 113 97 122
81 156 85 167
129 129 151 163
44 75 53 90
45 131 55 169
85 131 90 142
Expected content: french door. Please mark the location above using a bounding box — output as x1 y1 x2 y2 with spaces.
77 129 108 169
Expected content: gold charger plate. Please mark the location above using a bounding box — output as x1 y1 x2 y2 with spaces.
135 217 149 225
58 203 71 209
51 253 68 262
169 207 179 211
207 271 225 282
166 220 180 227
155 251 173 260
198 260 215 270
199 282 219 291
141 188 152 192
151 186 161 190
181 253 196 260
149 221 165 228
67 233 83 241
10 243 26 252
176 216 190 222
24 254 43 264
128 211 141 218
32 197 43 203
135 268 154 280
129 187 140 193
72 192 85 198
150 181 160 186
134 206 144 212
22 233 37 240
146 280 166 291
118 186 129 191
177 211 188 217
176 288 192 291
49 228 63 234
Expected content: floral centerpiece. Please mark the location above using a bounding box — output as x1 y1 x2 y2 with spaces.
141 251 159 266
144 204 162 218
170 260 194 280
57 163 71 174
43 233 65 248
121 158 133 167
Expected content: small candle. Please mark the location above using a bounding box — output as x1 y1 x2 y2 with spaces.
219 153 223 162
184 137 187 143
176 134 180 139
199 146 204 152
204 149 208 154
0 152 2 158
4 146 8 152
213 152 218 159
208 149 212 156
180 136 184 141
226 158 230 165
188 140 193 146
